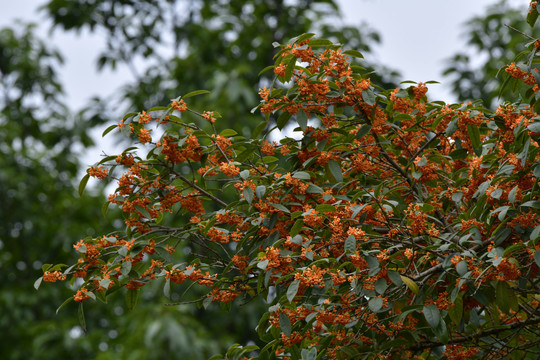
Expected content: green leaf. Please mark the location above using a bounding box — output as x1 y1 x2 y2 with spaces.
327 160 343 183
362 89 376 106
531 225 540 241
300 347 317 360
534 250 540 267
423 304 440 328
315 204 336 213
496 281 510 313
220 129 238 137
374 278 388 295
527 8 539 27
433 318 448 344
287 279 300 303
528 122 540 133
290 219 304 237
344 235 356 255
388 270 403 286
521 201 540 209
270 203 290 213
135 206 152 219
343 50 364 59
356 124 372 139
255 185 266 199
56 297 74 314
33 277 43 290
78 174 90 197
456 260 468 276
279 312 292 336
292 171 311 180
78 303 87 333
448 292 463 325
182 90 210 99
244 187 254 205
126 288 139 310
467 125 482 156
296 110 308 130
368 297 383 312
276 111 292 130
252 119 268 138
102 124 117 137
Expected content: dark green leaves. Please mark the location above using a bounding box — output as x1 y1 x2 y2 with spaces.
78 174 90 196
423 304 440 328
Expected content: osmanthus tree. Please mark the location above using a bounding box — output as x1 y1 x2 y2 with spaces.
42 2 540 359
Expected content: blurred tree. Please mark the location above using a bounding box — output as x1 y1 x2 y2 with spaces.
41 0 399 135
0 22 115 359
443 0 540 109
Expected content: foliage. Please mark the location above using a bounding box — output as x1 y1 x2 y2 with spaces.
43 2 540 359
44 5 540 357
40 0 399 133
444 0 540 109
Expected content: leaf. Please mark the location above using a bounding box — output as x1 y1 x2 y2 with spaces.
300 347 317 360
522 201 540 209
467 125 482 156
135 206 152 219
344 235 356 255
126 288 139 310
279 312 292 337
531 225 540 241
448 292 463 325
327 160 343 183
182 90 210 99
270 203 290 213
362 89 376 106
255 185 266 199
456 260 468 276
287 279 300 303
56 297 74 314
374 278 388 295
343 50 364 59
102 124 117 137
368 297 383 312
296 110 308 130
244 187 254 205
496 281 510 314
315 204 336 213
252 119 268 138
527 7 539 27
528 122 540 133
356 124 372 139
534 250 540 267
290 219 304 237
423 304 440 328
292 171 311 180
276 111 292 130
220 129 238 137
34 277 43 290
78 303 87 332
400 275 419 295
78 174 90 197
388 270 403 286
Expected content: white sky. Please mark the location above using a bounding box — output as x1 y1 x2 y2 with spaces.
0 0 531 109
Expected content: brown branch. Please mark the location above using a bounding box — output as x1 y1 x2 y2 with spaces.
405 317 540 352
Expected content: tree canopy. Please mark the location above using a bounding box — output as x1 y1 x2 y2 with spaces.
42 1 540 359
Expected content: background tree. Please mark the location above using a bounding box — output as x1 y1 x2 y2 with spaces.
41 0 399 134
444 0 540 108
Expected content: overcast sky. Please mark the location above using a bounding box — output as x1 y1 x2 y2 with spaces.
0 0 532 109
